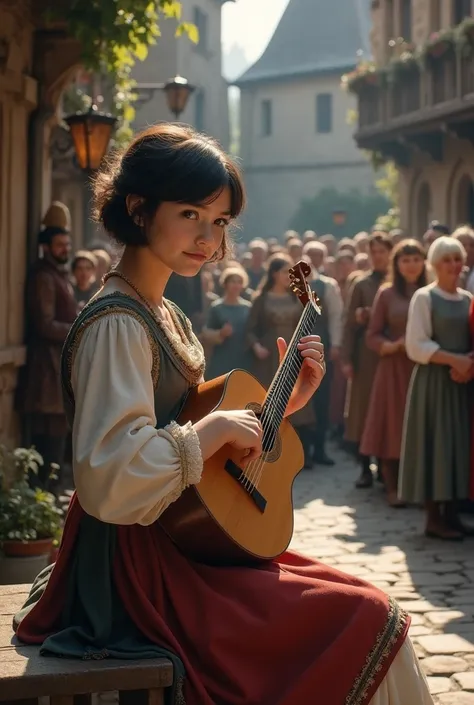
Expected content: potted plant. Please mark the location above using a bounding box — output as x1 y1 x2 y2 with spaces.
0 445 63 560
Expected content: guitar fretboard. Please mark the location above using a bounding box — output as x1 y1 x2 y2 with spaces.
260 300 321 443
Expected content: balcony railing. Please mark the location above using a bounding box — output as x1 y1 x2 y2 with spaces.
356 50 474 133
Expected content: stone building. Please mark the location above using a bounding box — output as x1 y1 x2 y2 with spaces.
133 0 233 150
354 0 474 235
235 0 375 239
0 0 82 445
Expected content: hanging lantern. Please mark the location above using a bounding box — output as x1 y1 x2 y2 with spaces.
332 209 347 226
65 105 117 172
163 76 195 120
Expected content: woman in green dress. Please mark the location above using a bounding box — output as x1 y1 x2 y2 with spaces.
399 236 473 540
201 266 251 377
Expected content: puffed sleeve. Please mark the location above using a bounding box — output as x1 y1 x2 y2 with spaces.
405 288 439 364
71 313 203 526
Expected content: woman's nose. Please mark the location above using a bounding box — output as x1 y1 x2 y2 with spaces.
197 223 214 242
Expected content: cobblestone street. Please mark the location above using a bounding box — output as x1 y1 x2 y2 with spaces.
290 446 474 704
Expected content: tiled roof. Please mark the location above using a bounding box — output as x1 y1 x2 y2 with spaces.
235 0 371 86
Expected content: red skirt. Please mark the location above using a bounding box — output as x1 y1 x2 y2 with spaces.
16 495 409 705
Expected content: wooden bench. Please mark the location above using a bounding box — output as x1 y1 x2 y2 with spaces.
0 585 174 705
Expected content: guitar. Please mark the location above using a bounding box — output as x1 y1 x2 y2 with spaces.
159 261 322 566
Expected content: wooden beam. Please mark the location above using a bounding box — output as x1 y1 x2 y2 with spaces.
403 133 444 162
447 122 474 147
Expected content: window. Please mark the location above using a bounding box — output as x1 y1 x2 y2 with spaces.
401 0 412 41
453 0 472 25
316 93 332 133
193 7 209 53
261 100 272 136
195 90 205 131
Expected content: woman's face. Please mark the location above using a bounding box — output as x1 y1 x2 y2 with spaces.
273 265 291 289
145 187 232 276
224 274 244 297
434 251 464 283
397 253 425 283
73 259 96 287
336 256 355 281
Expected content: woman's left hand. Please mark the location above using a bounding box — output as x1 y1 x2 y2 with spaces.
450 366 474 383
277 335 325 417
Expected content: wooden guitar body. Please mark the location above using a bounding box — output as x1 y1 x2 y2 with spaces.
159 369 305 566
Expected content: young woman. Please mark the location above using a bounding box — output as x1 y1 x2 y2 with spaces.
14 125 432 705
399 237 473 540
341 233 393 488
246 255 316 469
360 240 427 507
201 266 251 377
71 250 100 310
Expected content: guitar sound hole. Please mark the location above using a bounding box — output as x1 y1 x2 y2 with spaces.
259 421 278 453
245 402 282 461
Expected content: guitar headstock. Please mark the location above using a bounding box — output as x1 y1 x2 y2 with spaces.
289 260 321 308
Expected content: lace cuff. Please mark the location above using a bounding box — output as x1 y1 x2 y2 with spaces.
166 420 203 489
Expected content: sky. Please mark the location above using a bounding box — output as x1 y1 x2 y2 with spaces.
222 0 290 64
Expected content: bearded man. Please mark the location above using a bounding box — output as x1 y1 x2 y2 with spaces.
20 203 78 490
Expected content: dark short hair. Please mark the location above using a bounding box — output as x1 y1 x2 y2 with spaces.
92 124 245 259
369 232 394 251
429 221 450 235
38 226 69 246
388 239 427 297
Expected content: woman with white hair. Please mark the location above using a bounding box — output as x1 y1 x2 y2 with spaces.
399 236 473 540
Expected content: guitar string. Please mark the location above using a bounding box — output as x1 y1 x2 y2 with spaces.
254 300 320 487
251 311 317 489
240 297 319 492
247 304 317 488
249 314 315 489
245 303 318 490
243 305 313 489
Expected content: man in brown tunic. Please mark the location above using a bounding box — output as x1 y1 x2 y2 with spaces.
20 219 78 490
341 233 393 488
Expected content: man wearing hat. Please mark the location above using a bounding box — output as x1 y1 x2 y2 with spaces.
19 202 78 491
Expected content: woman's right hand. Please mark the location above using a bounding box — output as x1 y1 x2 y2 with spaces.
194 410 263 463
451 354 474 377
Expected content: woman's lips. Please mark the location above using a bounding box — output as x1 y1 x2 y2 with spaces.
184 252 207 262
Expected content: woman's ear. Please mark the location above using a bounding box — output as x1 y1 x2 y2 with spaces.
125 194 145 225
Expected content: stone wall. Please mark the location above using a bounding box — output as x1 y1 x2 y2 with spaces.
0 1 81 446
0 2 37 444
398 135 474 236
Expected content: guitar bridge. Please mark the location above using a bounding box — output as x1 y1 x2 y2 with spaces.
224 460 267 513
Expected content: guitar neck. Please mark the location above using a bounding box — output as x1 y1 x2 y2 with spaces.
261 299 321 430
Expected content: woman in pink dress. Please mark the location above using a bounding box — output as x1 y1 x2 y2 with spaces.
360 240 427 507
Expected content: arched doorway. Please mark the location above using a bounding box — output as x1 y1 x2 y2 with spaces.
454 174 474 226
416 182 432 237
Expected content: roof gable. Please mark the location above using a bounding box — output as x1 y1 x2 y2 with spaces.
235 0 371 86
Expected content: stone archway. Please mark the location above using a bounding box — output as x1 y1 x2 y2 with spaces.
454 174 474 226
447 160 474 227
408 172 433 238
416 182 432 237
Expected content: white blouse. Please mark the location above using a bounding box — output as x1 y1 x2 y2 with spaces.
405 283 472 364
71 313 203 526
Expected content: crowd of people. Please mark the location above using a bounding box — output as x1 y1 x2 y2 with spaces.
19 195 474 542
145 221 474 541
